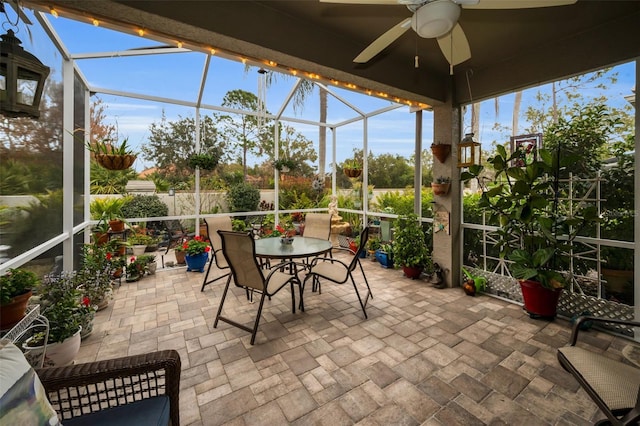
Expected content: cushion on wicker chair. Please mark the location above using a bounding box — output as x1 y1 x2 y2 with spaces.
63 395 170 426
0 339 61 425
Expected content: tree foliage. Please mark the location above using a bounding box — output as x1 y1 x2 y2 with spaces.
216 89 273 179
141 112 223 185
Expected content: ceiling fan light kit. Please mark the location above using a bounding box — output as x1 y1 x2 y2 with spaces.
411 0 460 38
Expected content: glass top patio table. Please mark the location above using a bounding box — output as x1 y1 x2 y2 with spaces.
254 236 332 260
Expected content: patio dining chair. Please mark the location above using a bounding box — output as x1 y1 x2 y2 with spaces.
201 216 232 292
300 213 333 291
215 230 302 345
302 227 373 318
557 316 640 425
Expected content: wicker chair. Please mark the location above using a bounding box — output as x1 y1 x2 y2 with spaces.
215 230 302 345
302 227 373 318
201 216 233 292
37 350 181 425
558 316 640 425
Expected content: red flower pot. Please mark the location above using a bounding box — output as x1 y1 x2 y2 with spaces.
519 279 562 319
402 266 423 279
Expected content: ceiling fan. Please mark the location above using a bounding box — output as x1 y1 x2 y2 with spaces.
321 0 577 68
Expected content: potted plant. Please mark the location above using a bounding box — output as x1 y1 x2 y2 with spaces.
392 214 431 279
90 196 131 233
431 176 451 195
342 159 362 178
461 145 598 318
431 142 451 163
77 241 115 311
128 233 153 256
87 136 137 170
187 152 219 171
25 272 91 366
367 236 381 261
0 268 38 329
375 242 394 269
273 158 296 173
137 254 158 275
182 236 211 272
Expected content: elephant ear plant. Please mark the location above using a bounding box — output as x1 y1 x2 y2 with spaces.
461 145 598 292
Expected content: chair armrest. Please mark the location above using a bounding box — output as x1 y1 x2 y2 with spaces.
570 316 640 346
309 256 350 270
37 349 181 425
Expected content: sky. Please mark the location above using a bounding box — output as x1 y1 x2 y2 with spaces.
16 7 637 173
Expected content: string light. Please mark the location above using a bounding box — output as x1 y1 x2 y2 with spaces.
40 5 428 108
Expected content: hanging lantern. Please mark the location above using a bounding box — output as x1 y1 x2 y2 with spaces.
457 132 481 168
0 29 50 119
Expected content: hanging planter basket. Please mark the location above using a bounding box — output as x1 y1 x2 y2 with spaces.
431 144 451 164
344 168 362 178
95 154 136 170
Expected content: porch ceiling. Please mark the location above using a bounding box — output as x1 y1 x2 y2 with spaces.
26 1 640 107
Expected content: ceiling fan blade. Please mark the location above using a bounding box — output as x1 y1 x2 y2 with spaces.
353 18 412 63
461 0 576 9
437 23 471 66
319 0 399 4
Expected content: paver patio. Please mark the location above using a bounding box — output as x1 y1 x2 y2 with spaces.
77 250 630 425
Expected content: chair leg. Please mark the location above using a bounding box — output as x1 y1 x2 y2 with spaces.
213 275 232 328
357 259 374 301
250 292 268 345
349 274 368 319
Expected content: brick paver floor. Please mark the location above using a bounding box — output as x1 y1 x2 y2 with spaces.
77 250 631 425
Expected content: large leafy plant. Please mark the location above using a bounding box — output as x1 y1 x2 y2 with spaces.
391 214 430 268
462 145 598 289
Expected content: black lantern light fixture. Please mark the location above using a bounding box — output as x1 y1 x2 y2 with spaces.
457 132 481 168
0 28 50 119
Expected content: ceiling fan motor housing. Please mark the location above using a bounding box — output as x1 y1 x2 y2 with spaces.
411 0 461 38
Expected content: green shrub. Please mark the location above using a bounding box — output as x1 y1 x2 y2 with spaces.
227 182 260 212
121 194 168 219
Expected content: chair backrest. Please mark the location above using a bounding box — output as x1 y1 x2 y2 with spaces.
218 230 265 291
303 213 332 240
205 216 232 266
349 227 369 271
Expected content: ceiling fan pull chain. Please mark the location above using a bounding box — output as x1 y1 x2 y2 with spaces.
415 55 419 68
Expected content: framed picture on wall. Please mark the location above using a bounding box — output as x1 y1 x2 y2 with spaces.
510 133 542 167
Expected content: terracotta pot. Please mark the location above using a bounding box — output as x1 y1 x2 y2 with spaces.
175 250 186 265
0 290 33 329
519 279 562 319
109 219 125 232
94 232 109 246
431 183 450 196
402 265 423 279
431 144 451 163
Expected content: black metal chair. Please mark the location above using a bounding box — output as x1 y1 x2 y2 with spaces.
162 220 194 254
557 316 640 425
302 227 373 318
214 230 302 345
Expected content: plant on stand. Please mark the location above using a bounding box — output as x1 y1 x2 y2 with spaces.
26 272 93 366
392 214 431 279
462 145 598 318
77 241 115 311
0 268 38 329
182 236 211 272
